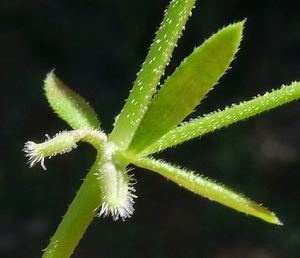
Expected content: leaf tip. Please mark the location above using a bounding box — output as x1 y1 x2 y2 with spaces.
43 70 101 130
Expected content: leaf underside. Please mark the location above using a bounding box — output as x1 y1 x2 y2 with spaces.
133 156 282 225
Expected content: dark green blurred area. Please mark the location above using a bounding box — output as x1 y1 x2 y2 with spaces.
1 0 300 257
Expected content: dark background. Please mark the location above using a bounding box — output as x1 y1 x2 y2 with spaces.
1 0 300 257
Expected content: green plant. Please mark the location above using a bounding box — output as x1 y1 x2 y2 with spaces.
23 0 300 257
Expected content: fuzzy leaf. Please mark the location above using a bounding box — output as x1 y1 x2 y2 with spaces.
140 81 300 156
127 21 245 155
109 0 197 149
133 156 282 225
44 71 100 130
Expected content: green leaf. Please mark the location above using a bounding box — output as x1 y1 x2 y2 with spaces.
109 0 197 149
44 71 100 130
133 156 282 225
127 21 245 156
140 81 300 156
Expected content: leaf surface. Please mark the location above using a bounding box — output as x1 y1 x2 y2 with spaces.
140 81 300 156
109 0 197 149
44 71 100 130
127 21 244 155
133 156 282 225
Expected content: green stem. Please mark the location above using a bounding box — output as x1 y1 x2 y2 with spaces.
42 154 102 258
41 130 107 257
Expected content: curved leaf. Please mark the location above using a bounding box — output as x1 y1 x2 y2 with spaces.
44 71 100 130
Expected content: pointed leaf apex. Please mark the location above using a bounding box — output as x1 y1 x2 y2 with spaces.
127 21 244 155
44 71 100 130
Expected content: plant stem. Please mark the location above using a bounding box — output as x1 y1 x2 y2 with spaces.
42 154 102 258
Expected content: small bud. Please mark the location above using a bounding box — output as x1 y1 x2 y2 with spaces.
23 131 79 170
95 143 137 221
97 171 137 221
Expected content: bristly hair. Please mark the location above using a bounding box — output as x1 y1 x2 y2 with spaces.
98 174 137 221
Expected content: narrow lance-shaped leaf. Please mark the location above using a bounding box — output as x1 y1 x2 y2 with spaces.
132 156 282 225
44 71 100 130
127 21 244 156
109 0 197 149
140 81 300 156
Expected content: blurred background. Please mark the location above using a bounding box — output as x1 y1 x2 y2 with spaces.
1 0 300 257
